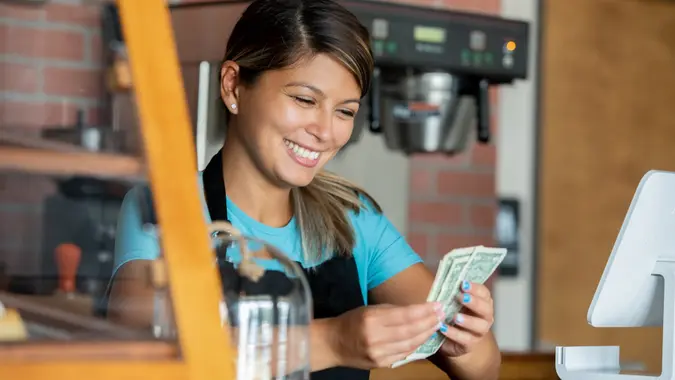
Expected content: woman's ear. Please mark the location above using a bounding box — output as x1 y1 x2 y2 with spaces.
220 61 240 115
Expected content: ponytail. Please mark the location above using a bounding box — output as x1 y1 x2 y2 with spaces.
291 171 381 264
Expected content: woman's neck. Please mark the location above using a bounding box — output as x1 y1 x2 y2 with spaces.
220 137 293 228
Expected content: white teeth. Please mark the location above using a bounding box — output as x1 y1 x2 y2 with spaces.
284 139 320 161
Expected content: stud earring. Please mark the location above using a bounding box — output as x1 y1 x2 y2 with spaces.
231 104 237 110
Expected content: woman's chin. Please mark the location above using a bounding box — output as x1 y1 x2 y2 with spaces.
276 168 318 189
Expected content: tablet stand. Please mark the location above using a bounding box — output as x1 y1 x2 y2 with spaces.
556 259 675 380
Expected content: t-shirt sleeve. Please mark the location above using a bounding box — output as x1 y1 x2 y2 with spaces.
112 186 161 277
359 201 424 291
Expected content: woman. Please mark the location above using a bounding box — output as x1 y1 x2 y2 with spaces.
108 0 501 378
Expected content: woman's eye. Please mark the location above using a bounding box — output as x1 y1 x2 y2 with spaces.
338 109 356 118
293 96 315 106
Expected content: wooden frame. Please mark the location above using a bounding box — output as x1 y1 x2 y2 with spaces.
0 1 236 379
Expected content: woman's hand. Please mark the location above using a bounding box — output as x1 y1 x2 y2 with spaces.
330 302 444 369
438 280 495 358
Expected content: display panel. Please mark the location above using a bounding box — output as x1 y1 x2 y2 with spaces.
413 25 447 43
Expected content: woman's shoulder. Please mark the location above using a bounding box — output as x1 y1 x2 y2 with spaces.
346 193 402 245
346 193 383 224
120 173 209 222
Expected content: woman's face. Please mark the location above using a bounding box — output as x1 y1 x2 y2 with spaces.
221 54 361 188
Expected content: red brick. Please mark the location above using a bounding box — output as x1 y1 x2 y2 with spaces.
89 33 103 64
469 202 497 229
442 0 500 13
43 66 102 98
408 201 463 225
406 232 429 256
0 62 39 93
410 168 433 195
471 143 496 167
0 3 44 21
45 3 102 29
87 106 104 125
0 100 80 128
0 25 86 61
411 152 469 167
388 0 436 7
436 233 495 253
437 170 495 197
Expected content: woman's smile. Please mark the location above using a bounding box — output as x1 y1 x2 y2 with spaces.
284 138 321 168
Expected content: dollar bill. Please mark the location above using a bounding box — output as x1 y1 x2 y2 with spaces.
391 246 507 368
426 247 474 302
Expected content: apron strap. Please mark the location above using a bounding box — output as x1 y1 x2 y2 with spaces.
202 149 230 223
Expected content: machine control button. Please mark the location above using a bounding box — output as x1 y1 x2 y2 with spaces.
372 18 389 39
373 40 384 56
502 55 514 68
386 41 398 54
469 30 486 51
461 49 471 65
473 52 482 66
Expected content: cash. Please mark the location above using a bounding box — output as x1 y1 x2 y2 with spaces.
391 245 507 368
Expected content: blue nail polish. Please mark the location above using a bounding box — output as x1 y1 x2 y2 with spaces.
462 280 470 291
456 314 464 324
463 293 471 303
439 323 448 333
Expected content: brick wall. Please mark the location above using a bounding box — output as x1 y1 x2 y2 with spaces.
0 1 103 128
0 0 104 275
1 0 499 279
393 0 500 272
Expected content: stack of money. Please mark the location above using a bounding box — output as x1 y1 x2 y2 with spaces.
391 245 507 368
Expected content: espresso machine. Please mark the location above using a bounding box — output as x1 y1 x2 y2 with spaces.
170 0 529 165
345 1 529 153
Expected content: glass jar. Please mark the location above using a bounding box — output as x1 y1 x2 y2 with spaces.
209 222 312 380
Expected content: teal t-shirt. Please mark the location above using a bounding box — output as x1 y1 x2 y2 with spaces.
113 177 422 304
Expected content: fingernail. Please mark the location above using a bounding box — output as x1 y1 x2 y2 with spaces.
439 323 448 333
455 314 465 324
433 302 442 311
462 280 471 291
463 294 471 303
436 308 445 320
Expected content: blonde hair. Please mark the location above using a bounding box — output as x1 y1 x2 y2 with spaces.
222 0 377 261
293 171 381 263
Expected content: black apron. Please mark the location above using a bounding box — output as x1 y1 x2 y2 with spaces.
203 149 369 380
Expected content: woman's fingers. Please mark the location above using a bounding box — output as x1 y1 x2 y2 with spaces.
456 291 493 321
439 323 477 349
371 302 442 327
452 312 491 336
461 281 491 300
388 309 442 342
367 318 441 366
364 303 442 345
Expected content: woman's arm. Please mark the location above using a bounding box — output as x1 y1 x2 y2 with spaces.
310 318 342 370
108 259 343 373
369 263 501 380
108 265 438 375
107 260 155 329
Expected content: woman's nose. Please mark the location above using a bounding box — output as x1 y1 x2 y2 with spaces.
305 111 333 142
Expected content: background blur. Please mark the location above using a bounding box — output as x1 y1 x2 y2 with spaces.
2 0 675 375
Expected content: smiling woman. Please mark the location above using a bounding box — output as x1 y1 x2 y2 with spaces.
107 1 501 379
218 4 375 261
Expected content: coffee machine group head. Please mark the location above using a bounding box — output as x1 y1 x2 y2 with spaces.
346 0 529 154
